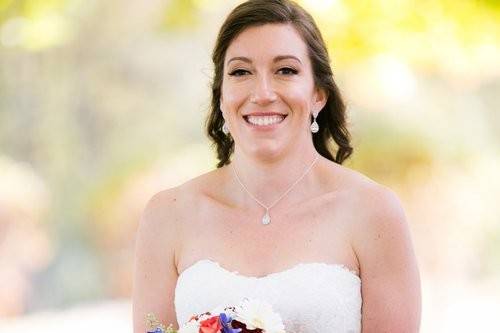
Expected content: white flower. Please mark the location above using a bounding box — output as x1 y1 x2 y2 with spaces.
178 320 199 333
211 304 228 314
234 298 286 333
211 304 237 318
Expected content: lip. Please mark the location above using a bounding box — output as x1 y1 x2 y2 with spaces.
242 113 288 130
242 112 288 117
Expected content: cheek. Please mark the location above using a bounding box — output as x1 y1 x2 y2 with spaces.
221 84 247 110
281 86 314 113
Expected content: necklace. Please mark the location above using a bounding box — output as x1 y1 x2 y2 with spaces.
231 154 319 225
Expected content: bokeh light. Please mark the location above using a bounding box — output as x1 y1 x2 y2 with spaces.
0 0 499 331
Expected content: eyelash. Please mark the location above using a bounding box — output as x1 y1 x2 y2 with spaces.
228 67 299 76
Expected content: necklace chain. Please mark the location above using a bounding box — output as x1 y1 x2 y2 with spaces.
231 154 319 224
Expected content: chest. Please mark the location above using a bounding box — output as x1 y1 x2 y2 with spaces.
176 192 360 277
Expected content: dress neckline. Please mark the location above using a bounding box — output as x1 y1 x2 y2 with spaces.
178 258 361 281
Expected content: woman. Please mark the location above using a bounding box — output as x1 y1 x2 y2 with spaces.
133 0 421 332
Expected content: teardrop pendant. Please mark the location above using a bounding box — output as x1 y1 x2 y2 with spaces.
222 121 229 135
262 211 271 225
310 120 319 133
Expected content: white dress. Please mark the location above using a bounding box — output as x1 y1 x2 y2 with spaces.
174 259 362 332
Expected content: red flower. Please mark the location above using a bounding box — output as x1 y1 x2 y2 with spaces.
199 315 222 333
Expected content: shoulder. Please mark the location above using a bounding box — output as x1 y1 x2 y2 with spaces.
141 186 184 225
324 162 410 258
338 169 421 330
136 187 183 257
350 176 409 251
139 168 223 231
134 189 184 331
350 170 405 227
326 162 405 227
331 166 421 330
337 165 409 249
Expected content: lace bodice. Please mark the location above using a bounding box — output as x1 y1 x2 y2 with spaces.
174 259 362 332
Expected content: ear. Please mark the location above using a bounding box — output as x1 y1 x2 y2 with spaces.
312 86 328 114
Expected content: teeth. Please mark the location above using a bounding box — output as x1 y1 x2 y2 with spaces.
247 115 285 126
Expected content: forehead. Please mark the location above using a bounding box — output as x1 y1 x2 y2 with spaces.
225 23 309 64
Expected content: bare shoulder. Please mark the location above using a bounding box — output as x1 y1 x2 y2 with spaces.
327 163 407 233
141 187 181 226
138 168 224 240
132 171 221 332
141 168 221 223
318 161 411 250
342 167 410 250
333 166 421 331
137 186 186 251
132 187 184 332
335 165 410 251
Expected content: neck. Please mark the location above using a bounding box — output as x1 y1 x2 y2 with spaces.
229 143 320 210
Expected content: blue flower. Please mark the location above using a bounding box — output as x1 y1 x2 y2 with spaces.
219 312 242 333
147 328 165 333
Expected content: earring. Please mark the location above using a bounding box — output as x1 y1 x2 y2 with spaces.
310 112 319 133
222 120 229 135
220 107 230 135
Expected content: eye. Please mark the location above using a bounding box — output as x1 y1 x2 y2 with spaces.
277 67 298 75
228 69 250 76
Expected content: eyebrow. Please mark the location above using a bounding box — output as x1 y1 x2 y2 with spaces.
226 55 303 66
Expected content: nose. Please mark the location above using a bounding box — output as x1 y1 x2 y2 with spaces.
250 74 277 105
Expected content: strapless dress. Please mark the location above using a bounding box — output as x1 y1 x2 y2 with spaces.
174 259 362 332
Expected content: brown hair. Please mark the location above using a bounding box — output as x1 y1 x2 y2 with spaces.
206 0 353 168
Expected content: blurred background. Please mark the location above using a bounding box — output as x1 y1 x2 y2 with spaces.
0 0 499 331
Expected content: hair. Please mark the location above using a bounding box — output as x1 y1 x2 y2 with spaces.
206 0 353 168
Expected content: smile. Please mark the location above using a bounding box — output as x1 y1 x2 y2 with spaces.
243 115 287 127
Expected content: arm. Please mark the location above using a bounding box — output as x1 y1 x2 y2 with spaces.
132 189 180 333
354 186 422 332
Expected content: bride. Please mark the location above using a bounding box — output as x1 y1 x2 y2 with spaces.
133 0 421 332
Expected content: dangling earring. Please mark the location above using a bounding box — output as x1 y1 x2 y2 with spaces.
222 120 229 135
221 107 230 135
310 111 319 133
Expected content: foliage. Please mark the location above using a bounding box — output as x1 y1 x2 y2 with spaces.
0 0 498 318
157 0 500 67
0 0 75 50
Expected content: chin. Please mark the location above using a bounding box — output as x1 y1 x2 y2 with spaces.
243 141 289 161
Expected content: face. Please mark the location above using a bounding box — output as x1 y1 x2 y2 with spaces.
220 23 327 160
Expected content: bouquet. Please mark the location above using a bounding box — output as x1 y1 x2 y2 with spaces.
146 298 286 333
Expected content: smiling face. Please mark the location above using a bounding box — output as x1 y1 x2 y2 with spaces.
220 23 327 161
